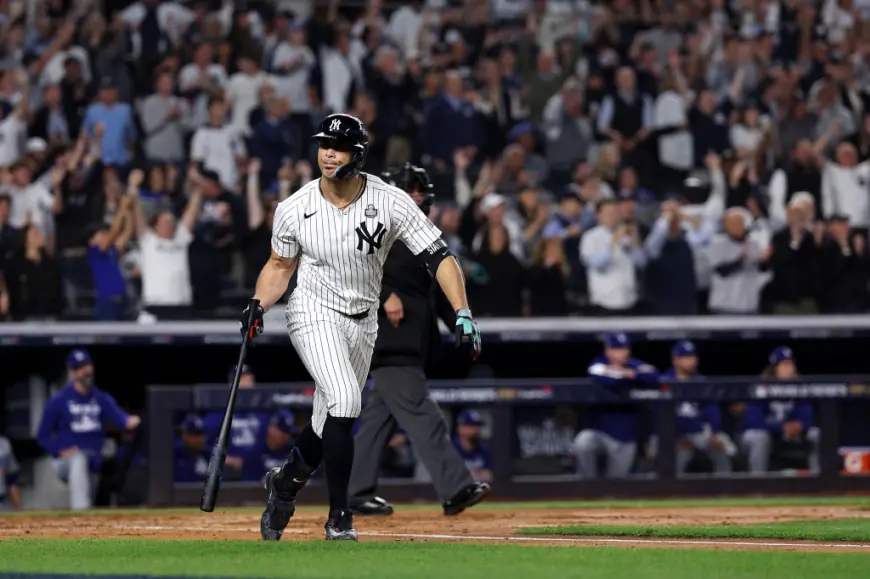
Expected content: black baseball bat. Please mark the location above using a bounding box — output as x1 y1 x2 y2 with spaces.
200 298 260 513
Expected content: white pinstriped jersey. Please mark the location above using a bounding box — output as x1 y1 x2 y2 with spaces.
271 173 443 316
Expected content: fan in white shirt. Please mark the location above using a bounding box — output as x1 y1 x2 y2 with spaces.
270 25 316 114
178 43 228 129
729 105 766 160
319 25 366 114
0 70 29 168
190 98 247 193
128 169 201 309
225 55 273 136
822 142 870 228
5 159 62 239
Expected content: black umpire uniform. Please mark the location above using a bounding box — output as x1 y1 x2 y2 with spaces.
349 164 490 516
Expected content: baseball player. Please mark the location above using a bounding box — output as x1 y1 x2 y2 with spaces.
348 164 490 517
657 341 733 474
36 349 141 509
202 364 267 477
451 409 493 482
740 346 819 473
573 332 658 478
243 410 298 483
240 113 482 542
0 433 20 511
173 414 210 483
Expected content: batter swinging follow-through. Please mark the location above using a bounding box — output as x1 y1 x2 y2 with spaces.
239 113 482 542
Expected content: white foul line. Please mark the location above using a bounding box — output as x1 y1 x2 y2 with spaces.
3 525 869 550
363 531 870 550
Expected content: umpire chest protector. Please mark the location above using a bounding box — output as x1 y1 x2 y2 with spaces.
372 241 441 369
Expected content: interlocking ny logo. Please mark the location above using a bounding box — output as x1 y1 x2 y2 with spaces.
330 119 342 131
355 221 386 254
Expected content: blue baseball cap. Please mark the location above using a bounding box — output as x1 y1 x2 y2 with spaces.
457 409 483 426
180 414 205 434
228 364 253 382
671 340 697 358
270 410 297 435
604 332 630 349
769 346 794 366
66 349 92 370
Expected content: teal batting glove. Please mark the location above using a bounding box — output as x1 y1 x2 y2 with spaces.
454 308 481 360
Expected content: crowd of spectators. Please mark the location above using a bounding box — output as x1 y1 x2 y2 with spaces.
1 0 870 322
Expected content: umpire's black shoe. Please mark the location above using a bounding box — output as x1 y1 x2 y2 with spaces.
443 482 491 516
350 496 394 516
325 510 359 541
260 467 297 541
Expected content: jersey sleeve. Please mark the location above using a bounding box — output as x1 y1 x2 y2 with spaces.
271 200 299 259
393 190 443 255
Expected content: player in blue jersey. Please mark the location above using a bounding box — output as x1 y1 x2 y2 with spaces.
451 410 492 482
740 347 819 473
573 332 658 478
243 410 298 482
658 341 733 474
37 349 141 509
202 364 269 477
173 414 210 483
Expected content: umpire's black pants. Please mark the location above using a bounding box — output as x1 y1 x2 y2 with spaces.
349 366 474 503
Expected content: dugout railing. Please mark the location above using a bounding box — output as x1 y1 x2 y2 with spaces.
146 377 870 507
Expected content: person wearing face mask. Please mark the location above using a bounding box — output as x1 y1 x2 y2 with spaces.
349 163 490 518
36 349 141 510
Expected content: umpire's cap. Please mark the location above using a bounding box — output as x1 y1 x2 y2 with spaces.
66 349 92 370
381 163 435 215
457 409 483 426
769 346 794 366
312 113 369 181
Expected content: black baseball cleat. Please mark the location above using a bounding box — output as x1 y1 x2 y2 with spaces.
443 482 491 516
260 467 297 541
350 496 394 516
325 510 359 541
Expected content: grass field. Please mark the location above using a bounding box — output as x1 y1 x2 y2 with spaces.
2 539 870 579
1 496 870 578
522 516 870 542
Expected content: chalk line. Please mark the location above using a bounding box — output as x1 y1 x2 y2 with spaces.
3 525 870 550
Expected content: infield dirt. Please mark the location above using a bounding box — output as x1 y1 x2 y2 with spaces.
3 504 870 552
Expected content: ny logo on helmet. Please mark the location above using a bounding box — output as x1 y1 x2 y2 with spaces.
330 119 342 132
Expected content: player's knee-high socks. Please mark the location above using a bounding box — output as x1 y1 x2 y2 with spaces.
275 423 322 496
322 414 355 519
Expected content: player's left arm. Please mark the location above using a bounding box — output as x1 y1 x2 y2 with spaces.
395 195 481 359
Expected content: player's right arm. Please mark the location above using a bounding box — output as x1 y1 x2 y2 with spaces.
253 249 298 311
253 198 301 311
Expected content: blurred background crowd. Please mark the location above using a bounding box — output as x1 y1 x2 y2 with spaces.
1 0 870 322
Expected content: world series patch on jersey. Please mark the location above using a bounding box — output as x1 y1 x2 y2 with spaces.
271 173 443 317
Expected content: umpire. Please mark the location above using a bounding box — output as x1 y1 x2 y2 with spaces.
349 163 490 517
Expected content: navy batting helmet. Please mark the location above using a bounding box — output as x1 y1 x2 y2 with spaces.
312 113 369 180
382 163 435 215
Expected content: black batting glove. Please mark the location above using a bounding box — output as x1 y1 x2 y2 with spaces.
240 303 265 340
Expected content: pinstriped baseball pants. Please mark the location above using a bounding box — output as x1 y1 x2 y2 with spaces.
287 308 377 437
